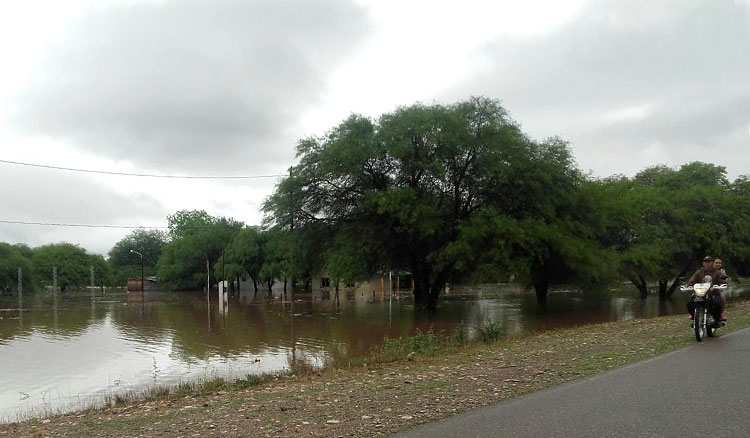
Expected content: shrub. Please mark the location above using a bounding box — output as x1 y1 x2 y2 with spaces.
478 320 501 343
452 320 468 346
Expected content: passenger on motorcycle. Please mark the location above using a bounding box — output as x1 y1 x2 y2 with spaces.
686 256 726 322
713 257 728 280
713 257 728 319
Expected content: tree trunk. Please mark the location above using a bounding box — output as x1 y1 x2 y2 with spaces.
426 279 445 312
411 264 429 308
427 269 450 311
658 279 668 301
531 267 550 305
630 274 648 300
534 282 549 304
666 267 690 298
413 279 429 308
627 273 649 299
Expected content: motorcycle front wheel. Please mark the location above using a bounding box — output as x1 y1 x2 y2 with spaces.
694 309 706 342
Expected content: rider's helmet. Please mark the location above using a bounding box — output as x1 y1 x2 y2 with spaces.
703 256 714 262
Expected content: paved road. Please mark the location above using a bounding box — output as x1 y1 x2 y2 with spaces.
393 327 750 438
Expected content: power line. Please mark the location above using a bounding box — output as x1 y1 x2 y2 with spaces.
0 220 169 229
0 220 246 230
0 159 286 180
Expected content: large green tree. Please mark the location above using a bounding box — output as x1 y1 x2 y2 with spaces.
157 210 243 291
0 243 35 294
446 146 619 303
216 226 266 292
726 175 750 276
88 253 114 287
32 243 100 291
257 227 298 294
264 97 612 307
108 229 166 285
607 162 734 299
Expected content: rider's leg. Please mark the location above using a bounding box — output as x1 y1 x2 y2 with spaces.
687 299 695 319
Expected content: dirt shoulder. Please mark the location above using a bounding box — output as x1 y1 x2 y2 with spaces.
4 300 750 438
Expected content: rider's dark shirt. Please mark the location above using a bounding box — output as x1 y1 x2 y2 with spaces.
687 268 721 286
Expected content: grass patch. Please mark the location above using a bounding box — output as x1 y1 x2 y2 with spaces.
233 374 263 389
452 320 468 346
478 320 501 343
175 381 193 397
94 372 274 413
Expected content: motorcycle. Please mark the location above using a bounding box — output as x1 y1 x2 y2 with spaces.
681 276 728 342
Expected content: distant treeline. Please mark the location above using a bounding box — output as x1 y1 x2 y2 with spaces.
0 242 110 293
3 97 749 309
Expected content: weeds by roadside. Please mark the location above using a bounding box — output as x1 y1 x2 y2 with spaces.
478 320 501 342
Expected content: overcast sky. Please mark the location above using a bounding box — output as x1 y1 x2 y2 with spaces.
1 0 749 255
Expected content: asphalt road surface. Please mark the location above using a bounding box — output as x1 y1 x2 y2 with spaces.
393 327 750 438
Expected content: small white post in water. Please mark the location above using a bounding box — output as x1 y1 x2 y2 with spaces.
218 281 229 315
389 271 392 298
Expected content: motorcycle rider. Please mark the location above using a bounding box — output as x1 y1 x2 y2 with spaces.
686 256 724 322
713 257 728 279
712 257 729 321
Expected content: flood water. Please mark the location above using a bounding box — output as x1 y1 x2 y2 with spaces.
0 282 748 421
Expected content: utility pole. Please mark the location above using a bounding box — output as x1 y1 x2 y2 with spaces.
289 167 295 298
206 258 211 333
130 250 145 292
17 267 22 312
52 267 58 329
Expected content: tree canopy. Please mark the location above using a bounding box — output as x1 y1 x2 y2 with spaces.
263 97 617 307
604 162 738 298
31 243 110 291
157 210 244 291
108 229 166 284
0 243 35 293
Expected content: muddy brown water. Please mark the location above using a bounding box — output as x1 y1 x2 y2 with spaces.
0 282 747 420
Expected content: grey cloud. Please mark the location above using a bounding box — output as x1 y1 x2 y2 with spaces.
9 0 370 173
447 0 750 177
